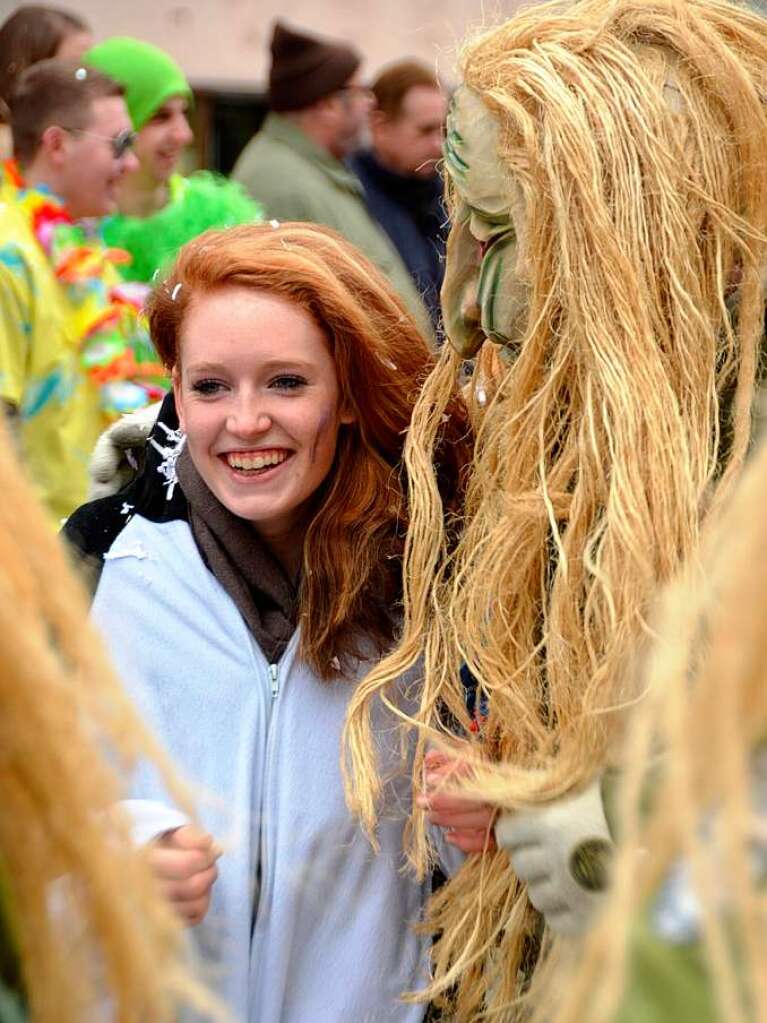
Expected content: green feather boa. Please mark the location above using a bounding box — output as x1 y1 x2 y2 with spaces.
102 172 263 283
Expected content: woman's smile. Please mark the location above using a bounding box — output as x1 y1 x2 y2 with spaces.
220 448 293 477
174 286 354 540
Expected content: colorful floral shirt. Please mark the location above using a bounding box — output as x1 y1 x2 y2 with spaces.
0 184 167 521
0 160 21 204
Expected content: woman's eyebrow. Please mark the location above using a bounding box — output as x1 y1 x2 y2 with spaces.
184 358 315 374
185 361 226 374
258 357 314 371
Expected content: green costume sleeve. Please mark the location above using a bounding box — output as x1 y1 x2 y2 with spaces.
0 985 24 1023
0 864 25 1023
611 740 767 1023
613 913 720 1023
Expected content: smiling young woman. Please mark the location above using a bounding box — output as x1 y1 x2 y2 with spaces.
63 221 473 1022
171 287 354 573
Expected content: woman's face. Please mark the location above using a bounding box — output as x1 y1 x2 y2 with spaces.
173 286 353 539
134 96 193 185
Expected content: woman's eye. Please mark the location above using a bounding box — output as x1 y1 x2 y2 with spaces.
191 378 225 396
270 375 307 391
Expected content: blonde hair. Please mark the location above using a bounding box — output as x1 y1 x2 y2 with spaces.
344 0 767 1015
0 416 215 1021
540 432 767 1023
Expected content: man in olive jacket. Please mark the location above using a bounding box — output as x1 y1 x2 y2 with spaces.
232 21 431 334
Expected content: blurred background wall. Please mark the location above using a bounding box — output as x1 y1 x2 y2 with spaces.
4 0 765 93
0 0 531 170
4 0 763 171
22 0 521 90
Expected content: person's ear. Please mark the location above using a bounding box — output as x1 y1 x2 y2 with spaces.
339 403 356 426
40 124 70 167
172 367 186 432
313 93 340 125
368 107 388 144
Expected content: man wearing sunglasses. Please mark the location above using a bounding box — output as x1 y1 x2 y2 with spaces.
11 64 137 222
0 59 163 522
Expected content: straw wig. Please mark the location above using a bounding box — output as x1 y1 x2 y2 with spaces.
540 433 767 1023
0 413 216 1020
344 0 767 1015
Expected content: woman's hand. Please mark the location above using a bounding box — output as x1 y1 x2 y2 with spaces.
147 824 221 926
417 748 497 854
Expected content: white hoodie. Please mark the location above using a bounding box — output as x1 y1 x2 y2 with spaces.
92 513 456 1022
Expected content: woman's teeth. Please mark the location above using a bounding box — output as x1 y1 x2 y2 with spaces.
226 451 288 471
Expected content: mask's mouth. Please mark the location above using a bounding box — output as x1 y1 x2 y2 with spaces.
477 222 512 262
478 271 527 357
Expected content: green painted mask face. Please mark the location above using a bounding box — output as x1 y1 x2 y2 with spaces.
442 87 529 359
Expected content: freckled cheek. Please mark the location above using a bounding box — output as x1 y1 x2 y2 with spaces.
181 408 223 458
307 406 339 467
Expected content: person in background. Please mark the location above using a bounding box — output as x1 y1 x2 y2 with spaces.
349 60 448 331
232 21 431 334
0 4 92 167
84 36 262 285
0 60 167 522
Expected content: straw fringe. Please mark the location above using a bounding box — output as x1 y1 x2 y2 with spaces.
0 415 221 1021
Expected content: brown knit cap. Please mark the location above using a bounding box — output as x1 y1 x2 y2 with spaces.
269 20 361 112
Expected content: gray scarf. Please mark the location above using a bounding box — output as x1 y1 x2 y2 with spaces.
176 446 298 663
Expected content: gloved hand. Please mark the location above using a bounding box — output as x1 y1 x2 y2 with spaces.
496 777 613 936
88 402 161 500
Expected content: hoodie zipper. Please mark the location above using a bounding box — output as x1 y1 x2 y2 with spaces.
251 654 285 1008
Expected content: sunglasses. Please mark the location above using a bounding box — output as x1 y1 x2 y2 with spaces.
64 126 137 159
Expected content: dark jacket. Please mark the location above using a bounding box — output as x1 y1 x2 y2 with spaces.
349 149 447 332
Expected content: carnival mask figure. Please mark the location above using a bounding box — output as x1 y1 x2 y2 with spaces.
345 0 767 1016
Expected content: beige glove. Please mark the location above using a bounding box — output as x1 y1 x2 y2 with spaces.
496 777 613 936
88 402 161 500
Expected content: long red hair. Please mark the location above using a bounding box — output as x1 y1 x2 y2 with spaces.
147 222 470 677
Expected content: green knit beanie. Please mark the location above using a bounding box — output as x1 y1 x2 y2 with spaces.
84 37 192 130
